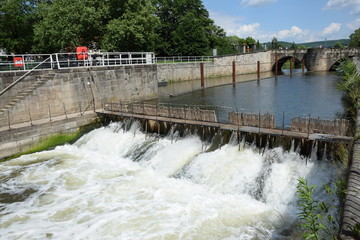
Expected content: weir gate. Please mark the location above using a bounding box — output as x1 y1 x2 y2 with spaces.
97 102 353 157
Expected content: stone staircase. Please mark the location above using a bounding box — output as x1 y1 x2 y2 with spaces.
0 73 54 114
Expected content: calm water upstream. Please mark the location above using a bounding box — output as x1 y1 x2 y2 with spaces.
155 71 345 127
0 71 346 239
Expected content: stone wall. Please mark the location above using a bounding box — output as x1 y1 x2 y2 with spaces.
156 52 272 83
341 104 360 239
0 65 158 128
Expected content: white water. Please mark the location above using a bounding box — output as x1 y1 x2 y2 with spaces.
0 122 343 239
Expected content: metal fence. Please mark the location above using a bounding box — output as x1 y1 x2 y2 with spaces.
0 52 155 72
102 102 351 137
154 56 213 64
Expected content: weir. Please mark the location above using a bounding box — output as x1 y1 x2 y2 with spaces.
97 102 353 158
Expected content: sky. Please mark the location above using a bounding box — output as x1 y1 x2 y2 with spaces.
202 0 360 43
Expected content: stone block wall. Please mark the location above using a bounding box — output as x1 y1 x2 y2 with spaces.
0 65 158 128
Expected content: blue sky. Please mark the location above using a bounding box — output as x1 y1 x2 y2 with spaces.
202 0 360 43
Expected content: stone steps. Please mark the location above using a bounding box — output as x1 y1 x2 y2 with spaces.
0 74 54 114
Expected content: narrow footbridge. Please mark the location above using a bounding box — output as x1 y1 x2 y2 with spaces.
96 102 353 144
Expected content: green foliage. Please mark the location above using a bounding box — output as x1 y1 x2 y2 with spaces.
296 178 341 240
348 223 360 238
333 42 343 48
33 0 109 52
0 0 38 53
349 28 360 47
336 59 360 136
101 0 159 52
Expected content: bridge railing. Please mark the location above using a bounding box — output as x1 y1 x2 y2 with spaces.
102 101 351 137
0 52 155 72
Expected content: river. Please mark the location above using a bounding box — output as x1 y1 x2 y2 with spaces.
0 71 346 239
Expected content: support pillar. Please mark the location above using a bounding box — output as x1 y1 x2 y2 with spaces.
200 63 204 88
290 58 293 76
232 61 236 84
257 61 260 80
302 59 305 75
275 52 278 77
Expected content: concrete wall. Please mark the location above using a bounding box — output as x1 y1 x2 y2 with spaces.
0 112 99 160
0 65 158 128
157 52 272 82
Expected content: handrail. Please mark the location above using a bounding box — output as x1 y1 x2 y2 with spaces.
0 56 51 97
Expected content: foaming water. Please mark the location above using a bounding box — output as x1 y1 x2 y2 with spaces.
0 122 343 239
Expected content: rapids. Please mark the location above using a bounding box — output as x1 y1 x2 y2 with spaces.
0 121 343 239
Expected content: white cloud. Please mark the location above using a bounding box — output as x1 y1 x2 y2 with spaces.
347 18 360 30
241 0 278 7
322 23 341 35
324 0 360 15
277 26 306 39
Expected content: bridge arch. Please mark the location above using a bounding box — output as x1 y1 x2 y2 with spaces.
328 56 355 71
271 55 304 72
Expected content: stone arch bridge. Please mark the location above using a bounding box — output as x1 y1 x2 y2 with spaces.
272 48 360 72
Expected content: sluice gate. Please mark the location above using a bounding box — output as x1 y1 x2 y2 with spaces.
96 102 353 159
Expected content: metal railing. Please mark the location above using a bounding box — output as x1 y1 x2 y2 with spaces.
154 56 213 64
0 52 155 72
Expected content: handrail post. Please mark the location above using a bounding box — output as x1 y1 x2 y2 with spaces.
56 53 60 69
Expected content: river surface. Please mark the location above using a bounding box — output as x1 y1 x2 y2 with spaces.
154 71 345 127
0 71 345 239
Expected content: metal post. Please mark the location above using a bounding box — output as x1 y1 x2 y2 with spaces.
302 59 305 75
307 114 311 138
257 61 260 80
275 52 278 76
290 58 293 76
258 110 261 133
79 102 82 115
63 103 68 119
48 105 52 122
56 53 61 69
22 55 26 71
200 63 205 88
232 61 236 84
7 109 11 129
282 111 285 135
28 108 33 125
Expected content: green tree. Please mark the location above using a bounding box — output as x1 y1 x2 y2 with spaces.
290 41 297 50
271 37 280 50
101 0 159 52
0 0 38 53
333 42 343 48
154 0 222 56
245 36 256 47
33 0 109 52
349 28 360 47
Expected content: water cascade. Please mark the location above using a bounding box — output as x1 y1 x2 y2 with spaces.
0 121 344 239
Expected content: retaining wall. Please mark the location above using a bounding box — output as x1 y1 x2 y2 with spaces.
342 105 360 239
156 52 272 82
0 65 158 128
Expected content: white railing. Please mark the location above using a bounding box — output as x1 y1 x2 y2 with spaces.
0 52 155 72
154 56 213 64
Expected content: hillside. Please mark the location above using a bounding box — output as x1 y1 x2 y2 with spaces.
263 39 350 49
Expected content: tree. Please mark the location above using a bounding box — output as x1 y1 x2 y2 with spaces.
290 42 297 50
101 0 159 52
154 0 222 56
33 0 109 52
271 37 280 50
333 42 343 48
349 28 360 47
0 0 38 53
